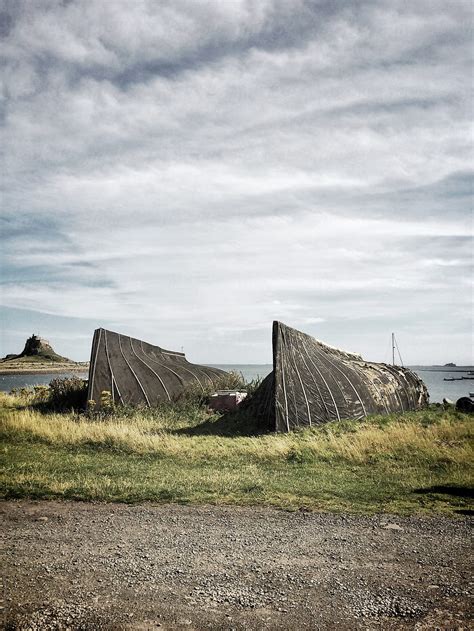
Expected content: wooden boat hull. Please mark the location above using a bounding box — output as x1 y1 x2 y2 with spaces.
87 328 226 408
248 322 429 432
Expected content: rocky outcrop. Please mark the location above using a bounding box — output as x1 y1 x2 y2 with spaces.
3 334 71 363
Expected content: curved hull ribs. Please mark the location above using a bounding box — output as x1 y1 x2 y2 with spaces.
251 321 429 432
87 328 227 409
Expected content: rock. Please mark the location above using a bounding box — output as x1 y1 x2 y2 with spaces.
382 523 404 531
456 397 474 414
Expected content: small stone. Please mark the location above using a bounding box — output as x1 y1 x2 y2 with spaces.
382 523 404 531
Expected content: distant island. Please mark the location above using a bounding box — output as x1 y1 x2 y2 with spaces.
0 334 89 375
444 362 457 367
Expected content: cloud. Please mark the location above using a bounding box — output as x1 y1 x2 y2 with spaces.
1 0 472 363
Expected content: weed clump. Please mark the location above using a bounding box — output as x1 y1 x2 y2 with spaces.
47 377 88 411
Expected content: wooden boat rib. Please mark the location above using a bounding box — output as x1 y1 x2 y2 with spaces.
87 328 226 408
247 321 429 432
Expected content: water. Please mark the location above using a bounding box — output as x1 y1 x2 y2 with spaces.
210 364 272 383
408 367 474 404
1 365 473 404
0 372 87 392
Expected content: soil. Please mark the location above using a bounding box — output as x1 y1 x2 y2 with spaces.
1 501 472 630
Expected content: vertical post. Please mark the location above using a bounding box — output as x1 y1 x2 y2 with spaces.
392 332 395 365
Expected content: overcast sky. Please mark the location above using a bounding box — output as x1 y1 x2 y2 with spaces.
1 0 473 365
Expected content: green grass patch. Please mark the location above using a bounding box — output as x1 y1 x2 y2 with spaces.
0 392 472 514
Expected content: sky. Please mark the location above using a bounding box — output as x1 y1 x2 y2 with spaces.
1 0 473 365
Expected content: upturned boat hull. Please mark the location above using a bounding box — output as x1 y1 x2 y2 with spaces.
87 328 226 408
248 322 429 431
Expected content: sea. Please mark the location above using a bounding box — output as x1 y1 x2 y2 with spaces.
1 365 473 404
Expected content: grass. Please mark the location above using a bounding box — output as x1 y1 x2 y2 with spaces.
1 390 473 514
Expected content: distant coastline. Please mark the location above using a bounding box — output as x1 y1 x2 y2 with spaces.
0 362 89 376
409 367 473 373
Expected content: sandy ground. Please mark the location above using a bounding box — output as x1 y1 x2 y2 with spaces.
1 501 472 630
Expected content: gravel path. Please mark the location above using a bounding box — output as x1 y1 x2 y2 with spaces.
1 501 472 630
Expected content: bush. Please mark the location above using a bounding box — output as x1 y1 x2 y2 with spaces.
48 376 88 411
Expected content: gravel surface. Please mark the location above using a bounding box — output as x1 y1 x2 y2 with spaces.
1 501 472 630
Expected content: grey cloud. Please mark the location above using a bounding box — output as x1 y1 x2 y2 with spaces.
2 0 468 90
0 11 13 38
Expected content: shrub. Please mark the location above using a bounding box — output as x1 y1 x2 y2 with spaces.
48 376 88 411
32 385 50 403
100 390 114 411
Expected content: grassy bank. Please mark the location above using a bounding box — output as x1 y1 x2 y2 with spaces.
1 391 472 514
0 361 88 374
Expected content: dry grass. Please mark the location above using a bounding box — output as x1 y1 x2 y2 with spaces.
1 396 471 465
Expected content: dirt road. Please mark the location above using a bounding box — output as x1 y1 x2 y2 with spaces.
1 501 472 630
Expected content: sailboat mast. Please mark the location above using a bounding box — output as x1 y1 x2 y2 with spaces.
392 332 395 365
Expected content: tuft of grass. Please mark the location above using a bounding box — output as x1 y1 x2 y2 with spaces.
0 391 472 514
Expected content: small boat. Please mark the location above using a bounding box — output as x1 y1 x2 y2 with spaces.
444 377 456 381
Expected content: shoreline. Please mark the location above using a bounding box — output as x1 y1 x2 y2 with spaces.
0 364 89 376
